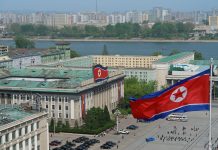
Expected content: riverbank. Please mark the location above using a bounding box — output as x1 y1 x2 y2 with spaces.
1 38 218 43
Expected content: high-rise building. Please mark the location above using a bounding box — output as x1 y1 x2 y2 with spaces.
53 13 71 28
209 16 218 28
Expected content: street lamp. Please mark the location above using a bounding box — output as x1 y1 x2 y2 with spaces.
114 109 121 134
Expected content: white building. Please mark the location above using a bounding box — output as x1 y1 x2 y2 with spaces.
0 105 48 150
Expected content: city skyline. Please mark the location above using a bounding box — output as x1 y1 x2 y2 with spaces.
1 0 218 12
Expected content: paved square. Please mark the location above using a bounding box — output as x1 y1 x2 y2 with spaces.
50 104 218 150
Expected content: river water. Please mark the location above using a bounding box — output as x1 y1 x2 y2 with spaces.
0 39 218 59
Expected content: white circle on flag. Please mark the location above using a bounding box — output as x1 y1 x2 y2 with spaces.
98 69 101 77
170 86 188 103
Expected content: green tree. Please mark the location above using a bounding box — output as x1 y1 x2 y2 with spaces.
102 44 109 55
193 50 204 60
57 120 63 128
74 120 79 128
70 50 80 58
14 35 35 48
103 105 111 122
9 23 21 34
119 77 157 112
84 107 111 130
65 121 70 129
35 24 50 36
152 51 162 56
20 24 35 35
49 119 55 131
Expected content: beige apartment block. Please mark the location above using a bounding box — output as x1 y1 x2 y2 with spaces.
93 55 163 69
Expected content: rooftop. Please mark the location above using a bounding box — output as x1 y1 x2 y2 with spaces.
155 52 194 64
0 68 93 93
0 67 125 93
190 60 218 66
0 105 33 126
8 48 67 59
47 56 94 68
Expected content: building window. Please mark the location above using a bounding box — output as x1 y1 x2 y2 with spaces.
46 105 48 109
37 134 40 141
13 144 16 150
25 126 28 134
37 121 39 129
25 139 29 146
59 97 61 102
59 105 61 110
5 133 9 142
53 113 55 117
12 130 16 139
66 114 68 118
52 105 55 109
65 106 68 110
19 128 22 136
27 96 30 100
0 136 2 144
52 97 55 101
37 145 40 150
65 97 68 102
59 113 62 118
19 141 23 149
31 123 34 131
31 136 34 146
45 96 48 101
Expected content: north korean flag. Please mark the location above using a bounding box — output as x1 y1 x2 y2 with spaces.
93 64 109 82
130 69 210 121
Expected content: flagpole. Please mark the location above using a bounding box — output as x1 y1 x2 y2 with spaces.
209 58 213 150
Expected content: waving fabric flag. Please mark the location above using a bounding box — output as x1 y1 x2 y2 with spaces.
93 64 109 82
130 69 210 121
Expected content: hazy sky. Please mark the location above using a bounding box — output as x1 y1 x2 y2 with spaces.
1 0 218 12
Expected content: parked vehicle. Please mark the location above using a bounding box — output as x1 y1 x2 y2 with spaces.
166 113 188 122
118 129 129 134
100 141 116 149
49 140 61 146
126 125 138 130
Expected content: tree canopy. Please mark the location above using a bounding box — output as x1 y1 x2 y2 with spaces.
14 35 35 48
8 22 195 40
84 107 111 130
118 77 157 113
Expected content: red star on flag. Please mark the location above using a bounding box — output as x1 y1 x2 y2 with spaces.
173 88 185 100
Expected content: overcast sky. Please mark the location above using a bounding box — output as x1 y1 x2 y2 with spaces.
1 0 218 12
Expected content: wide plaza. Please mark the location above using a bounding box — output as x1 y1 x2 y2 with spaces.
50 104 218 150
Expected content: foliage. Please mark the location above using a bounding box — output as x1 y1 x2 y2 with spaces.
84 107 111 130
193 50 204 60
14 35 35 48
70 50 80 58
50 107 115 134
152 51 162 56
103 106 111 122
8 22 195 40
74 120 79 128
49 119 55 131
57 120 63 128
117 77 157 113
55 121 115 134
102 44 109 55
65 121 70 129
